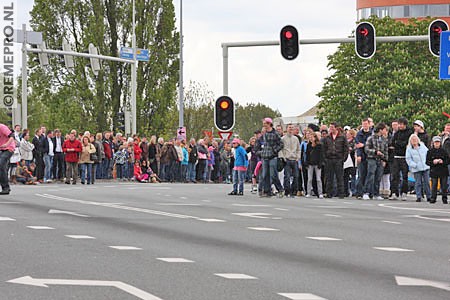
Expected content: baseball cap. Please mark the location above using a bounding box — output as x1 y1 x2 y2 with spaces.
413 120 424 129
343 126 351 131
232 138 240 144
432 136 441 143
263 117 273 124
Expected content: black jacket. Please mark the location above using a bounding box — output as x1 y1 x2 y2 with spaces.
322 133 349 160
392 127 413 157
188 144 198 163
426 147 450 178
42 137 55 155
32 135 45 156
306 143 324 166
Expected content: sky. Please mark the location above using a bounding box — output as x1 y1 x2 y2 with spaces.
15 0 357 117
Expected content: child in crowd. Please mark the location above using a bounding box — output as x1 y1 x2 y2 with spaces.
114 144 128 181
134 161 149 183
228 138 248 196
16 159 37 185
426 136 449 204
181 142 189 183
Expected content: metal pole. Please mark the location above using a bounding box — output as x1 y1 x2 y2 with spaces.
131 0 137 135
21 24 27 129
222 45 228 96
178 0 184 128
27 48 134 63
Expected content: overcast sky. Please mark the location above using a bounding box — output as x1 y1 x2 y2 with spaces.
16 0 357 117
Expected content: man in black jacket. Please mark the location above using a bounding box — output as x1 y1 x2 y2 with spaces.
322 123 349 198
42 130 55 183
32 128 45 182
187 138 198 183
390 117 413 200
52 129 65 181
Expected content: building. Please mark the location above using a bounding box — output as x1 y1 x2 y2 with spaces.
273 105 319 134
357 0 450 24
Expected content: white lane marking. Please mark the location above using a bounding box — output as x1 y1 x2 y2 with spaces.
48 209 89 218
202 200 212 202
306 237 342 241
104 186 117 188
198 218 226 223
7 276 163 300
362 204 375 206
179 197 188 200
272 217 283 220
247 227 280 232
109 246 142 250
373 247 414 252
27 226 54 230
379 203 450 214
274 208 289 211
164 195 171 197
127 187 138 190
326 200 336 203
409 215 450 223
324 214 342 218
65 235 96 239
232 204 272 207
382 220 402 225
343 202 353 205
0 201 22 204
155 203 201 206
232 212 272 219
36 194 216 222
308 206 348 209
156 258 194 263
0 217 16 221
214 273 258 280
278 293 327 300
395 276 450 292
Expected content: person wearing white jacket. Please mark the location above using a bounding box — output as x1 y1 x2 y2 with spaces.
406 134 431 202
19 130 34 166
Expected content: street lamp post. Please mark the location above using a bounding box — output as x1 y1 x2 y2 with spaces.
178 0 184 128
131 0 137 135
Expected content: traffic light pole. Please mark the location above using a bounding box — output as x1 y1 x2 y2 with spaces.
21 24 28 129
221 35 428 95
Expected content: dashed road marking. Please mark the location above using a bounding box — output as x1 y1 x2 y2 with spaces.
0 201 22 204
274 208 289 211
326 200 336 203
109 246 142 250
278 293 327 300
27 226 55 230
373 247 414 252
198 218 226 223
381 220 402 225
156 203 201 206
306 237 342 241
232 204 272 207
324 214 342 218
343 202 353 205
156 258 194 263
0 217 16 221
202 200 212 202
65 235 96 239
214 273 258 280
232 212 272 219
247 227 280 232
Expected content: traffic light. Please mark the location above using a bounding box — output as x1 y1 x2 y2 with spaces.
355 22 376 59
429 19 449 57
280 25 299 60
117 112 125 132
214 96 235 131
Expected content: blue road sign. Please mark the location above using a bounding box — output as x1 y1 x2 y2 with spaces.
439 31 450 80
120 47 149 62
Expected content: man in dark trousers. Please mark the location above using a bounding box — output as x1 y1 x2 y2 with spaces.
52 129 65 181
32 128 45 182
0 123 15 194
390 117 413 200
322 123 349 198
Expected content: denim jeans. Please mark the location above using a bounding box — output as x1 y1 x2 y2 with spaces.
0 150 13 190
413 170 431 200
43 154 54 181
363 159 384 196
181 164 188 182
102 158 111 179
116 164 124 179
283 160 298 196
187 162 196 182
233 169 246 193
307 165 323 196
262 158 283 194
160 162 168 181
355 159 368 196
80 163 92 183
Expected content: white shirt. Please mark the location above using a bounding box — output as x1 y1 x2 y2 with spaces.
55 136 63 152
47 137 54 156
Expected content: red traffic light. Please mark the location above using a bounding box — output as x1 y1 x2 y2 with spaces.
432 26 443 34
284 31 293 39
359 28 369 37
219 100 230 110
429 19 449 57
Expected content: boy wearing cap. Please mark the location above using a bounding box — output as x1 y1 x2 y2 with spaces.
413 120 430 147
228 138 248 196
426 136 449 204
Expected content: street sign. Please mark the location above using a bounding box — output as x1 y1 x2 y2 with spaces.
439 31 450 80
14 30 43 44
218 131 233 140
120 47 150 62
177 127 186 141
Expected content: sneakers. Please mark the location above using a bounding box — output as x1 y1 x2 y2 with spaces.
251 185 257 194
319 194 324 199
362 194 370 200
238 191 244 196
0 189 11 195
375 196 384 200
389 194 398 200
277 191 284 198
228 191 237 196
401 193 408 201
305 194 311 198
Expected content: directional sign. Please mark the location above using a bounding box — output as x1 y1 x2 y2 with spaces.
8 276 163 300
14 30 43 44
218 131 233 140
177 126 186 141
439 31 450 80
120 47 150 62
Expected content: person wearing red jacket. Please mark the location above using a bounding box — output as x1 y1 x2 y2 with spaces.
63 130 82 184
133 138 142 162
102 132 113 179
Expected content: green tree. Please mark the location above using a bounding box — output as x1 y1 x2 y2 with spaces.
234 103 281 142
26 0 179 134
318 17 450 135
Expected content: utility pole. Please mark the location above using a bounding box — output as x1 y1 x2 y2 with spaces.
21 24 27 129
178 0 184 128
131 0 137 135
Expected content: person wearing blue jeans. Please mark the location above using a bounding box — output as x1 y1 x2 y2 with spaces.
0 124 14 194
280 124 301 197
363 123 389 200
406 134 431 202
228 138 248 196
80 163 92 184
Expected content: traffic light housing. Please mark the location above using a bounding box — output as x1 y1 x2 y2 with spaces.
214 96 235 131
355 22 376 59
280 25 299 60
429 19 449 57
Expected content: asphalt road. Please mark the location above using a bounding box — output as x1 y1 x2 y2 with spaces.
0 182 449 300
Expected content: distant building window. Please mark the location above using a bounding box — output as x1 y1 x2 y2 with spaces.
357 4 450 20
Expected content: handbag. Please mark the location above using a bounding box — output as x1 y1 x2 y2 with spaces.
277 157 286 172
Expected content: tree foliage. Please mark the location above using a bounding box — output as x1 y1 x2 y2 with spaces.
318 17 450 135
26 0 179 134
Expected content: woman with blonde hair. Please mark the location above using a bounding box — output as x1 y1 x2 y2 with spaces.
79 135 96 184
406 133 430 202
